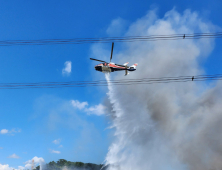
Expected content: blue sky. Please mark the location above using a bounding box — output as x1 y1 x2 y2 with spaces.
0 0 222 169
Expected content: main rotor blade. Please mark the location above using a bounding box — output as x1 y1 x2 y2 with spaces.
90 58 107 63
110 42 114 62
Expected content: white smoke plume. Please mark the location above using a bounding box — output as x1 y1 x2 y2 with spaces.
102 9 222 170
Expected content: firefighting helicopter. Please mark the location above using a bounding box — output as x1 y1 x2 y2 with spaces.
90 42 138 76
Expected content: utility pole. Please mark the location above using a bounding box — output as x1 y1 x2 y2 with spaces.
31 159 35 170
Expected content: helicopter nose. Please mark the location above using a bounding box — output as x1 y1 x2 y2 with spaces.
95 66 102 71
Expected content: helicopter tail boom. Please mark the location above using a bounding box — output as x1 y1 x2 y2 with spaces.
130 63 138 69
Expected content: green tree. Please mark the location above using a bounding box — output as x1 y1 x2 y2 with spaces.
57 159 68 166
35 165 40 170
75 162 84 167
45 159 108 170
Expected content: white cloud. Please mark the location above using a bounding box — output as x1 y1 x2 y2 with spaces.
0 157 44 170
8 153 20 159
71 100 106 116
59 145 63 148
18 166 24 170
0 129 8 134
71 100 88 110
50 149 61 154
52 138 61 145
24 156 45 170
0 128 21 135
0 164 14 170
10 129 21 133
85 104 106 116
106 17 128 36
62 61 72 76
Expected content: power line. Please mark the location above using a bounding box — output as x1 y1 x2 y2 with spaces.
0 32 222 46
0 74 222 89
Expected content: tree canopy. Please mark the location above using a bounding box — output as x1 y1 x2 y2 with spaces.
35 159 107 170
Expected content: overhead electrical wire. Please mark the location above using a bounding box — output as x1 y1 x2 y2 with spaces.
0 33 221 89
1 74 222 89
0 32 222 46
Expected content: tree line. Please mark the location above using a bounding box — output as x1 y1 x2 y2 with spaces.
35 159 107 170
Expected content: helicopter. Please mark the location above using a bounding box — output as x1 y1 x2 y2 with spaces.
90 42 138 76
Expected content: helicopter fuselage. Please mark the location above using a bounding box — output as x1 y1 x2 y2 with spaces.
95 62 136 73
90 42 137 76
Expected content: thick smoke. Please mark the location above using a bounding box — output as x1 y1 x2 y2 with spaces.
103 9 222 170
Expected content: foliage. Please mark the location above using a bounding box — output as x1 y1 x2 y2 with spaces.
42 159 106 170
